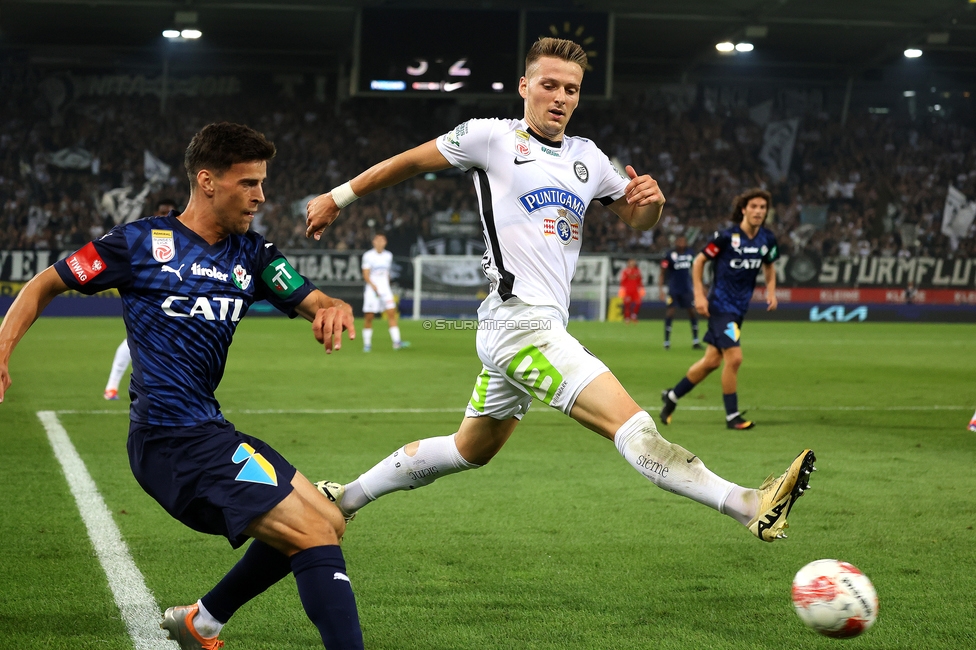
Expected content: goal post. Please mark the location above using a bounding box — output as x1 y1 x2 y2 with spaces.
410 254 610 321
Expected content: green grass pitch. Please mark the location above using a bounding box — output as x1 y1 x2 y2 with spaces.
1 316 974 649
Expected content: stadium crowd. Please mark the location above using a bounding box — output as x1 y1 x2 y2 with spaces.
2 68 975 260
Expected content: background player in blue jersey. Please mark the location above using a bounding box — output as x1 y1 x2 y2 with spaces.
660 189 779 430
658 235 701 350
103 197 178 400
0 123 365 649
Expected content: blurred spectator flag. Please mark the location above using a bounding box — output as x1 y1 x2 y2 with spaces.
102 184 152 224
47 147 92 170
144 150 171 184
759 118 799 182
941 185 976 251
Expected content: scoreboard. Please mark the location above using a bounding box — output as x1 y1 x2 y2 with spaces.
353 9 611 98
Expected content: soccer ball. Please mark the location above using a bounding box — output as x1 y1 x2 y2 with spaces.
791 559 878 638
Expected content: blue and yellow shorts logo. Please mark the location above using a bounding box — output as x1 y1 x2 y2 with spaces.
232 443 278 486
724 321 741 342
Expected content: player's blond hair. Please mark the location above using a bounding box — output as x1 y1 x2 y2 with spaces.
525 37 588 74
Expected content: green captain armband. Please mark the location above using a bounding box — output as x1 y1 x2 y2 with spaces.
261 258 304 297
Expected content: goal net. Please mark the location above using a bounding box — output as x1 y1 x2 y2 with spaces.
409 255 610 321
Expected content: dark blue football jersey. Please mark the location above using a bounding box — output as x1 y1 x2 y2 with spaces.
54 215 315 427
701 225 779 317
661 249 694 295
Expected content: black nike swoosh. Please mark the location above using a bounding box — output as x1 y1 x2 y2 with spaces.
514 158 536 165
687 455 697 463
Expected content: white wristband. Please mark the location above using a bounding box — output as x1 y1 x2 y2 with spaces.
330 181 359 209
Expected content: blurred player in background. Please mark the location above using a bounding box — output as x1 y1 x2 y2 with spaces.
1 123 365 649
969 408 976 432
306 38 814 544
361 233 407 351
659 235 701 349
660 189 779 430
103 197 178 400
618 258 644 323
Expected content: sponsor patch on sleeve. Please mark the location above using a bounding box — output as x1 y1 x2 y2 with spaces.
261 257 304 297
65 242 107 285
704 242 721 258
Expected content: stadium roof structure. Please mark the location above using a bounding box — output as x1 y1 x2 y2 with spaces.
1 0 975 85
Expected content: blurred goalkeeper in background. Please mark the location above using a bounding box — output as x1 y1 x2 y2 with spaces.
306 37 815 545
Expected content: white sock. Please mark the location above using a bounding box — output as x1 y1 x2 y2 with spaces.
614 411 752 522
342 433 478 512
389 325 401 346
193 600 223 638
362 328 373 347
105 339 131 391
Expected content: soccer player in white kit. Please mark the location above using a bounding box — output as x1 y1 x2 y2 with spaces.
305 38 815 543
361 233 406 351
103 198 178 399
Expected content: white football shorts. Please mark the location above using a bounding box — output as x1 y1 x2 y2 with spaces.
363 285 396 314
465 295 610 420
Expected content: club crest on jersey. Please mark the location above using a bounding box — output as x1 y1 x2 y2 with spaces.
151 229 175 263
544 211 579 245
233 264 252 290
574 161 589 183
731 233 741 250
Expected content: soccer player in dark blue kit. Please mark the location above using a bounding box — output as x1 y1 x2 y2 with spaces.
658 234 701 350
0 123 364 649
660 189 779 430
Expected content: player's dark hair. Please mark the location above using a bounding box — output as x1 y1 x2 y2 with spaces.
525 37 588 73
184 122 276 188
733 188 772 220
156 198 177 210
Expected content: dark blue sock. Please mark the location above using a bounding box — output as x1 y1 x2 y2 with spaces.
664 318 673 342
723 392 739 417
691 318 699 340
672 376 696 399
201 539 292 623
291 546 364 650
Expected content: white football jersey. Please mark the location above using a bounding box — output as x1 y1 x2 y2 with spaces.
361 248 393 294
436 118 628 319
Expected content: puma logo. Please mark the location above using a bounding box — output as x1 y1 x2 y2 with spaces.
161 264 185 281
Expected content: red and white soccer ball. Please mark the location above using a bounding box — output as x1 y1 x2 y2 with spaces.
791 559 878 638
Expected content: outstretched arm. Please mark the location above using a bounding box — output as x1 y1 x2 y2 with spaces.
0 266 70 403
608 165 665 231
306 139 452 240
294 289 357 354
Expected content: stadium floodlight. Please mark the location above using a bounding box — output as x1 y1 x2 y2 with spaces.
162 29 181 39
715 42 735 53
904 48 922 58
181 29 202 39
735 42 754 52
903 90 916 97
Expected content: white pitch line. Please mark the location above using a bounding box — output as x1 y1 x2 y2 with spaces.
36 411 171 650
53 404 970 416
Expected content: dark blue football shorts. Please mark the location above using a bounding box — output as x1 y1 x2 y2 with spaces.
667 291 694 309
127 418 297 548
703 312 744 349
